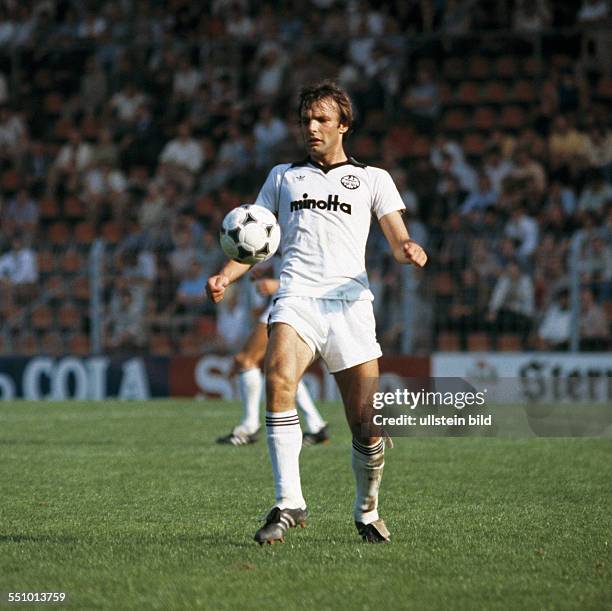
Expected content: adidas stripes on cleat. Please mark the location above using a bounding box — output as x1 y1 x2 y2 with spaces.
302 424 330 447
216 427 260 446
355 518 391 543
254 506 308 545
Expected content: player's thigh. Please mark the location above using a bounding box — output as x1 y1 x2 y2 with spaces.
234 322 268 370
334 359 380 442
265 322 314 403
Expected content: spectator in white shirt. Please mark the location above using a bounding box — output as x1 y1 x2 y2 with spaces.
253 106 288 165
47 129 93 197
0 233 38 309
537 289 571 350
487 260 534 349
504 204 539 264
159 123 204 191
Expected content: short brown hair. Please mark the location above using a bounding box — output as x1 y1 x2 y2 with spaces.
298 80 354 130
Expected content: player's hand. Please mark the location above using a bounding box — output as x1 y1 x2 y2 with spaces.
402 239 428 267
206 274 230 303
256 278 279 296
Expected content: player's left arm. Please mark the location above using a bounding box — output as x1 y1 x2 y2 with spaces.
379 211 428 267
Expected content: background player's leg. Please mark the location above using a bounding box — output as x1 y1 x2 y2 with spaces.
296 379 327 437
234 323 268 434
334 360 387 529
264 322 313 509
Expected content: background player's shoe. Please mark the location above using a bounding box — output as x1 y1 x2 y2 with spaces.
216 426 260 446
254 506 308 545
302 424 330 447
355 518 390 543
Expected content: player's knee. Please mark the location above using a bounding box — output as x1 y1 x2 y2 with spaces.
266 368 296 402
234 352 256 371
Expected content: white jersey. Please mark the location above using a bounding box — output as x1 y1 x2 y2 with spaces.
255 157 405 300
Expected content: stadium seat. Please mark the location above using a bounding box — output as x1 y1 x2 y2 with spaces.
68 333 90 356
44 92 64 115
149 333 174 356
48 222 72 247
456 81 480 105
17 332 38 356
40 197 60 220
433 272 455 297
495 55 518 79
178 334 202 356
467 56 492 80
407 135 431 158
467 332 491 351
101 221 123 245
479 81 508 104
60 249 83 275
74 221 96 247
596 77 612 100
437 332 461 351
64 195 86 220
462 133 487 157
511 80 536 104
442 109 468 133
43 275 67 302
499 106 525 130
1 169 21 192
37 250 57 276
498 334 522 351
57 302 82 331
443 57 465 81
522 56 539 77
603 301 612 323
197 316 216 337
72 276 90 302
472 107 497 131
31 304 55 332
40 330 64 356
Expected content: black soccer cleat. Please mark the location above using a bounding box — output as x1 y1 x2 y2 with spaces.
216 427 260 446
254 506 308 545
355 518 391 543
302 424 330 447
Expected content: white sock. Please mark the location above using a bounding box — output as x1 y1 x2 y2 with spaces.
296 379 326 434
351 438 385 524
237 368 262 434
266 409 306 509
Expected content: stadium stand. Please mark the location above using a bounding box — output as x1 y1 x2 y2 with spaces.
0 0 610 356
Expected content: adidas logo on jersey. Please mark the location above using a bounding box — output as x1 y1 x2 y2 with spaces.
290 193 352 215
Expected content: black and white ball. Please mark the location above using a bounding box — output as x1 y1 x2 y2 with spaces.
219 204 281 265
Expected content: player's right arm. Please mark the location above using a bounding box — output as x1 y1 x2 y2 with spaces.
206 259 251 303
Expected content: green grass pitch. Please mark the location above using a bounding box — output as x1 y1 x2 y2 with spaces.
0 400 610 610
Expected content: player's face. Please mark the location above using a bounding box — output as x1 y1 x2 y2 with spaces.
300 98 348 163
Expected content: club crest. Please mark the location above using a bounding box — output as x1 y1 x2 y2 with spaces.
341 174 360 190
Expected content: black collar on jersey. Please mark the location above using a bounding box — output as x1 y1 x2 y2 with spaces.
291 155 367 174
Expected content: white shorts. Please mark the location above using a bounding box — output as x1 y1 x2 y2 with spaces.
258 302 273 325
269 296 382 373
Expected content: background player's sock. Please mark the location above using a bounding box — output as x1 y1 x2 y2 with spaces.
237 368 262 434
266 409 306 509
351 438 385 525
296 380 326 434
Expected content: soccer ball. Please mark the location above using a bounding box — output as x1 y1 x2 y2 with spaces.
219 204 281 265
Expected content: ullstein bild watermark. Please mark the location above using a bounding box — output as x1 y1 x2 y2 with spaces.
358 377 612 438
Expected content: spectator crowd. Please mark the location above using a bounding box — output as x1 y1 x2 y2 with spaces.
0 0 610 355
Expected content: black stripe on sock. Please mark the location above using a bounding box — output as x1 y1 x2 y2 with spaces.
266 418 300 427
352 440 384 456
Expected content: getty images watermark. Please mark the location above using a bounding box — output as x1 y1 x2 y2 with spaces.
359 377 612 438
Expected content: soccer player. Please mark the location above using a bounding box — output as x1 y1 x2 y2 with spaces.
207 81 427 544
216 276 330 447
